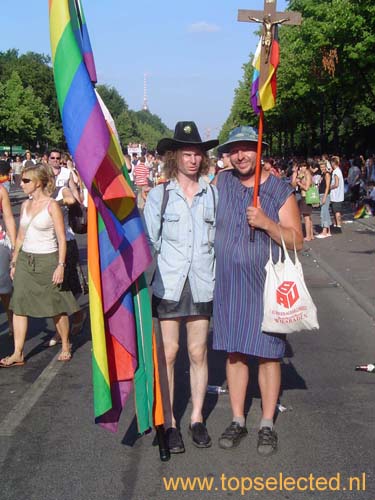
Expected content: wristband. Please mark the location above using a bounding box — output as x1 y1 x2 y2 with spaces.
10 261 16 269
58 262 66 267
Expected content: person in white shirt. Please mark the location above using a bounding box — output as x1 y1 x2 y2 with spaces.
22 150 36 167
48 150 82 204
330 156 345 230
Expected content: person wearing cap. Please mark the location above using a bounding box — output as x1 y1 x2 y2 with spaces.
144 121 218 453
213 125 303 456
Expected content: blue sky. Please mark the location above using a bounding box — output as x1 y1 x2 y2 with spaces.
2 0 288 139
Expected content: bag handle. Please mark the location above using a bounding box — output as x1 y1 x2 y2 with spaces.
277 224 298 264
268 235 282 263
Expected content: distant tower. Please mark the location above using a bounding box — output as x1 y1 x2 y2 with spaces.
142 73 149 111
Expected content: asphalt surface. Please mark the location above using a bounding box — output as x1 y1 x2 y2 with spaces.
1 193 374 500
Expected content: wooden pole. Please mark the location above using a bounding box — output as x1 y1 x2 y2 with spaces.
250 109 264 241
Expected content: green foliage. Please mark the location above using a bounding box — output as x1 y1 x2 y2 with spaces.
96 84 128 118
0 50 170 152
115 109 172 150
94 85 172 149
0 71 49 148
134 110 171 135
221 0 375 154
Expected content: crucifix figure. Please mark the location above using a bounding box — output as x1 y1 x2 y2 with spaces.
249 14 290 63
238 0 302 93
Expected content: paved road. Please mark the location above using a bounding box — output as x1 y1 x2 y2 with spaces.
1 196 374 500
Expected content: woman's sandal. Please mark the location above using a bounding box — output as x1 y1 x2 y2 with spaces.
57 350 72 362
0 356 25 368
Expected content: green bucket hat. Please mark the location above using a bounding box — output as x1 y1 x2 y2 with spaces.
217 125 267 154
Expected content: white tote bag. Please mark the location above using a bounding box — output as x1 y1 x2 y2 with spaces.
261 234 319 334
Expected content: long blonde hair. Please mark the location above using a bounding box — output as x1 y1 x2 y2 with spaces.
21 162 55 195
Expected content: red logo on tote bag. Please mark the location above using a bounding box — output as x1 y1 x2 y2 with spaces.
276 281 299 309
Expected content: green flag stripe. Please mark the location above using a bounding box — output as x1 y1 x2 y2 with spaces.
133 274 154 433
54 23 82 111
92 353 112 418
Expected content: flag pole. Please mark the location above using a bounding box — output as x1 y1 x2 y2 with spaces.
250 109 264 241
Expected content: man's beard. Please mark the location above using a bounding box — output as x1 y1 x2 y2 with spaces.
233 163 256 178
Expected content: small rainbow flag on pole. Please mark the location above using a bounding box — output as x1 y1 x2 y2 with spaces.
251 25 280 114
49 0 163 433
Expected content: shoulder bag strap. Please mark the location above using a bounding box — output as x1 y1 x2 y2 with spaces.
159 181 170 237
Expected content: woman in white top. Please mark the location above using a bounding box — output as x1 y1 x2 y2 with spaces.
0 163 79 367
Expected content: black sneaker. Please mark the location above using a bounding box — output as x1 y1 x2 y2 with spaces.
257 427 278 456
218 422 248 449
188 422 212 448
166 427 185 454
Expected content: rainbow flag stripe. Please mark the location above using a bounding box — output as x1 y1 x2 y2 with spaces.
49 0 156 433
251 25 280 113
251 39 262 115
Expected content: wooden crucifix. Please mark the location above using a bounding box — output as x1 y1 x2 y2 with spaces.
238 0 302 94
238 0 302 240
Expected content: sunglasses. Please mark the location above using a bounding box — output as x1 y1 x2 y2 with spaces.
50 157 61 160
21 178 32 184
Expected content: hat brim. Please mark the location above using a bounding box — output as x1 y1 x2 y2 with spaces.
157 138 219 155
217 138 268 155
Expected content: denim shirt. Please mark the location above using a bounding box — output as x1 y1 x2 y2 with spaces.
144 177 218 302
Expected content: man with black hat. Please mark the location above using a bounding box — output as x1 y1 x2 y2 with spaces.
213 126 303 456
144 121 218 453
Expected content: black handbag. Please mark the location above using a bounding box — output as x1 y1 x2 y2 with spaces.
68 203 88 234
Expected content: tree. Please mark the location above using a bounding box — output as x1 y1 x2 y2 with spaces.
221 0 375 154
116 109 140 146
0 50 171 152
96 84 128 119
0 71 49 149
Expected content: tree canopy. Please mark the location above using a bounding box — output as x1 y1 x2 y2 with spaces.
96 84 172 150
220 0 375 155
0 50 62 150
0 50 171 152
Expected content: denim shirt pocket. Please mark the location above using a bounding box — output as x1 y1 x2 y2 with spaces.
162 212 180 242
202 208 215 253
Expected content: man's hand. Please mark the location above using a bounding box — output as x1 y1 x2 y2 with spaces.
246 198 271 231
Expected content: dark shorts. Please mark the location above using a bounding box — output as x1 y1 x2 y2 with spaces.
152 279 213 319
298 197 312 216
350 184 360 203
331 201 343 213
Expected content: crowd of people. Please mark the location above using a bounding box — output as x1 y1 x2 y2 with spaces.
0 132 373 457
130 147 375 241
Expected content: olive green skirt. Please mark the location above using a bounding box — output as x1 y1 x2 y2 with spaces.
10 250 80 317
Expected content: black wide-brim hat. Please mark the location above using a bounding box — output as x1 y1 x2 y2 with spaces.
157 121 219 155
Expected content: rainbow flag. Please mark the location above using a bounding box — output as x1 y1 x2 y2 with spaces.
49 0 161 433
251 25 280 113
